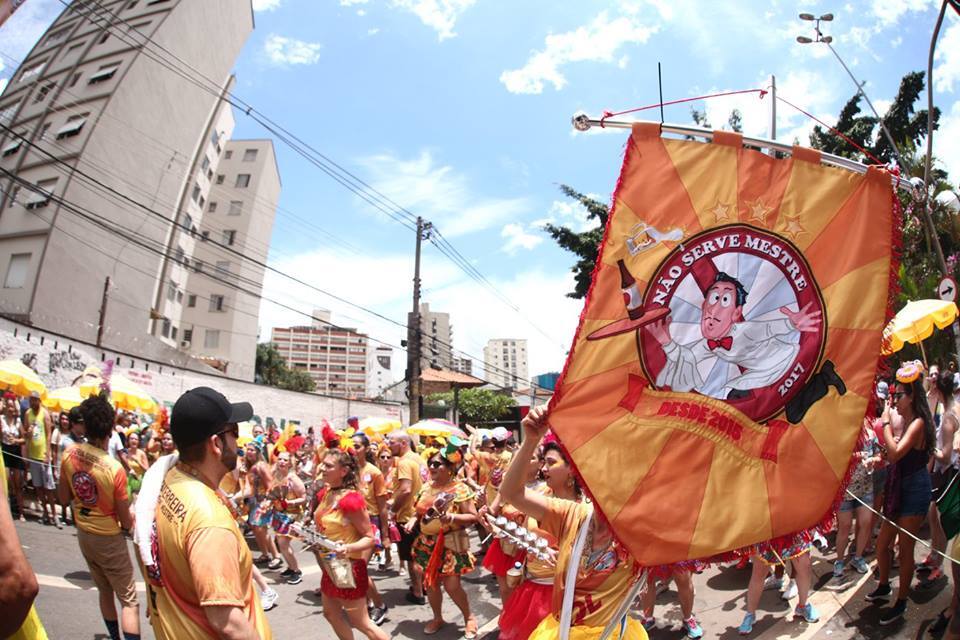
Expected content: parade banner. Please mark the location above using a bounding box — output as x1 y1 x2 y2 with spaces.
548 123 897 567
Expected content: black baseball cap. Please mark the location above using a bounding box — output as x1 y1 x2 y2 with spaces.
68 406 84 423
170 387 252 449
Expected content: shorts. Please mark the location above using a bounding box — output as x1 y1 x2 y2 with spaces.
320 557 369 600
840 494 873 512
28 459 55 491
397 522 417 561
248 502 273 528
872 467 887 498
271 511 296 536
1 443 24 470
77 528 138 607
899 469 932 517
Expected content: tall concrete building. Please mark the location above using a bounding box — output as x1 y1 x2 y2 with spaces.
0 0 256 368
483 338 528 389
408 302 453 371
178 138 280 380
452 356 473 377
366 344 394 399
271 310 369 398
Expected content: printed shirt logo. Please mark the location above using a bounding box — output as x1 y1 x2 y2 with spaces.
71 470 98 505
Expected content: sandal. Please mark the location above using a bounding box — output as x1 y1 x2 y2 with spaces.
464 615 478 639
424 619 445 635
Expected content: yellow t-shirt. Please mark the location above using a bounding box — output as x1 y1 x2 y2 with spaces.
148 467 272 640
314 488 369 560
414 481 475 536
481 450 513 505
359 462 387 516
60 443 128 536
394 451 425 524
542 497 640 628
25 407 48 461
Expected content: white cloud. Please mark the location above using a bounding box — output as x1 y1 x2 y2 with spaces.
500 11 657 95
367 27 380 36
389 0 476 41
357 9 367 16
870 0 937 27
934 19 960 93
501 223 543 254
258 249 579 380
937 100 960 185
543 197 602 233
356 150 531 236
263 34 322 66
0 78 7 97
0 0 60 86
252 0 282 11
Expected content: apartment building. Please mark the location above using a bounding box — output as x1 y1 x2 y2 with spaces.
483 338 528 389
407 302 453 371
366 344 394 398
0 0 254 365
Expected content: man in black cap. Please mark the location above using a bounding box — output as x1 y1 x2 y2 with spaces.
145 387 272 640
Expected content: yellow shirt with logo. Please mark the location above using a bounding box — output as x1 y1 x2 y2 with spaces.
60 443 128 536
394 451 425 524
359 461 387 516
25 407 48 461
149 467 272 640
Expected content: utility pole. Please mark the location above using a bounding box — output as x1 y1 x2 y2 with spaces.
407 217 432 424
96 276 110 347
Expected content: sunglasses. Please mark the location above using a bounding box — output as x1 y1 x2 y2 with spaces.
216 426 240 439
428 460 445 469
379 455 392 460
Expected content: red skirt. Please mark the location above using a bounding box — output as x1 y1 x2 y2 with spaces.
499 580 552 640
482 538 526 577
320 558 369 600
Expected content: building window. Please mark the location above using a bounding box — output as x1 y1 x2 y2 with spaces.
98 31 110 45
56 114 88 139
183 213 193 229
183 328 193 343
171 326 178 341
210 130 221 154
88 62 121 84
3 253 30 289
215 174 224 185
25 178 57 209
32 82 55 104
228 200 242 215
215 261 231 278
206 168 213 180
208 201 217 213
166 279 177 301
0 103 18 126
38 123 50 140
2 137 23 157
19 62 45 83
161 319 171 338
69 72 81 88
6 186 19 208
235 174 250 188
243 149 258 162
46 27 70 45
198 195 205 209
126 1 138 9
204 329 220 349
187 294 196 308
191 184 201 203
201 156 210 172
201 230 209 241
222 229 236 245
224 150 233 160
209 295 225 312
147 0 170 5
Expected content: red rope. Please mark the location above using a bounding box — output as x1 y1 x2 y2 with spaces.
599 88 768 127
774 95 885 166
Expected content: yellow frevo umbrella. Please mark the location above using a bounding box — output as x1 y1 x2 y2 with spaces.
359 416 402 435
882 299 959 360
44 386 95 412
79 374 159 415
0 360 47 398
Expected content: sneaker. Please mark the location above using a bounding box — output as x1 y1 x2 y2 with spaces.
762 575 783 591
832 560 845 579
879 599 907 625
640 615 656 632
405 592 427 605
683 616 704 639
919 567 945 590
54 516 63 530
866 583 892 602
279 568 295 578
738 612 756 635
266 557 283 571
795 603 819 623
370 605 388 625
850 556 869 574
254 555 271 566
812 531 828 551
284 570 302 585
260 588 278 611
782 579 797 600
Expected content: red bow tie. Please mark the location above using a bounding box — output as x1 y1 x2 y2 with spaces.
707 336 733 351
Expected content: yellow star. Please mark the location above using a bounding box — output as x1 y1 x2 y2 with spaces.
742 198 773 225
706 200 734 224
778 212 806 240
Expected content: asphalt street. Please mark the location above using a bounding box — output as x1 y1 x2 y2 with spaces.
15 513 957 639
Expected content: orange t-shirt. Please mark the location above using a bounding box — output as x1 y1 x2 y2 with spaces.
60 443 128 536
541 497 640 628
522 483 559 581
414 480 475 536
480 450 513 504
394 451 425 524
148 466 272 640
314 488 369 560
359 462 387 516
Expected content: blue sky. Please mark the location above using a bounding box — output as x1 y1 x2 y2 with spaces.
2 0 959 383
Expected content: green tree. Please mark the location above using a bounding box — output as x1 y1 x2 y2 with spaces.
255 342 316 392
425 388 516 424
542 185 609 298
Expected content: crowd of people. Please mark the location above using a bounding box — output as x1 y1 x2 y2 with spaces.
2 358 960 639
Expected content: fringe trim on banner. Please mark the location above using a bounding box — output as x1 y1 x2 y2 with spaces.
546 136 905 574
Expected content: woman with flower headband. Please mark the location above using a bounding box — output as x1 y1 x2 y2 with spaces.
312 438 388 640
409 437 480 638
270 450 307 585
501 407 647 640
866 360 936 625
498 433 583 640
